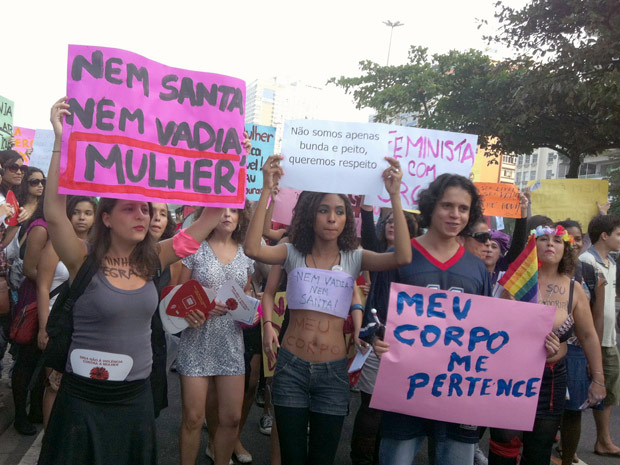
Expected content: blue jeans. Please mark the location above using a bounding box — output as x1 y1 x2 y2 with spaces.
271 347 349 415
380 436 474 465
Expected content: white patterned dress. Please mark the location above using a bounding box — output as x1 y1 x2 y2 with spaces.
177 242 254 376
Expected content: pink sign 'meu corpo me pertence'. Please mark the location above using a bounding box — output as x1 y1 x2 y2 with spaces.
60 44 247 207
370 283 555 431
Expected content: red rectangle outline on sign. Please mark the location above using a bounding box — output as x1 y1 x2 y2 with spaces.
60 131 245 204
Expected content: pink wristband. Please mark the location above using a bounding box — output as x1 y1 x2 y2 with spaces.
172 229 201 258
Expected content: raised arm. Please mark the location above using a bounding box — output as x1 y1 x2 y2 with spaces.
361 157 412 271
158 134 253 269
157 207 223 269
45 98 88 277
244 155 288 265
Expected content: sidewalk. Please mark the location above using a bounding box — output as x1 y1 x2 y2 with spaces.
0 348 15 437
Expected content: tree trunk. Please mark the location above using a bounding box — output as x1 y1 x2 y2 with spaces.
566 153 581 178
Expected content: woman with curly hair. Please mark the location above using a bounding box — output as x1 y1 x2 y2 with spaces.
178 202 255 465
488 224 606 465
244 155 411 465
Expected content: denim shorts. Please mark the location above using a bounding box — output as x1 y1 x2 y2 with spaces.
271 347 350 416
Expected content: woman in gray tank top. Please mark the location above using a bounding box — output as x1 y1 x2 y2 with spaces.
38 98 252 465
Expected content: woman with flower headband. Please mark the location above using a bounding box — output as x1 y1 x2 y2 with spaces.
488 224 606 465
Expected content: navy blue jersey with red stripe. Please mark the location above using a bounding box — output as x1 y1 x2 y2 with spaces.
398 238 491 296
376 238 492 444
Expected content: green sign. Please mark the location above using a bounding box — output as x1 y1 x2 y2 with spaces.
0 95 14 150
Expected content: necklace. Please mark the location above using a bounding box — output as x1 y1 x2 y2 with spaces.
309 251 340 270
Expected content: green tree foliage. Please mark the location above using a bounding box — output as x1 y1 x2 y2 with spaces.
331 0 620 178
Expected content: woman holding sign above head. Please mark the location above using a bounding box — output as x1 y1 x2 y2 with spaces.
244 154 412 465
38 97 248 465
488 224 606 465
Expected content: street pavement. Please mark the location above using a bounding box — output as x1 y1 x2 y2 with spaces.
2 363 619 464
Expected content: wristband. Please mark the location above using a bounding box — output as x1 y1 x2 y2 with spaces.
172 229 201 258
262 320 272 327
350 304 364 312
592 379 605 388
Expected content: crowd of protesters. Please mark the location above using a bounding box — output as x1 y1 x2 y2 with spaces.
0 98 618 465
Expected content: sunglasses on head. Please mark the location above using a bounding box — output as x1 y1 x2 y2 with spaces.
28 178 46 187
6 164 27 174
469 231 492 243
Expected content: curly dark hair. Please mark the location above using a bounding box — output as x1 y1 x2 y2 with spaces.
417 174 483 236
536 222 577 276
289 192 358 254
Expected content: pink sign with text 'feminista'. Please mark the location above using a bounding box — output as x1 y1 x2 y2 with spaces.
60 44 246 207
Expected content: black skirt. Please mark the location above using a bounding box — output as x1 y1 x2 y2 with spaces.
38 373 156 465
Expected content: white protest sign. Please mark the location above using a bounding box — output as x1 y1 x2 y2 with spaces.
280 120 388 195
367 126 478 209
30 129 55 176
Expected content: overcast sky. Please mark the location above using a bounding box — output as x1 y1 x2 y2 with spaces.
2 0 525 129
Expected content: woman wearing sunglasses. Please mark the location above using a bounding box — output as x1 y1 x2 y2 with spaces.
11 166 49 434
0 150 26 200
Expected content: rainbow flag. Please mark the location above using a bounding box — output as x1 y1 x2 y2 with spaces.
498 234 539 302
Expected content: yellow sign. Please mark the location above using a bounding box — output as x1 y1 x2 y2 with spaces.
261 292 288 377
527 179 609 228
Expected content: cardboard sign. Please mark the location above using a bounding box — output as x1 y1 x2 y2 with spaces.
261 291 288 377
245 123 276 201
30 129 54 176
61 44 246 207
475 182 521 218
528 179 608 229
371 283 555 430
0 95 14 150
280 120 387 195
12 127 36 163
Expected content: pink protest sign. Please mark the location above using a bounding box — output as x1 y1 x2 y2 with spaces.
60 45 246 207
367 127 478 209
12 127 36 163
371 283 555 430
286 267 355 319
